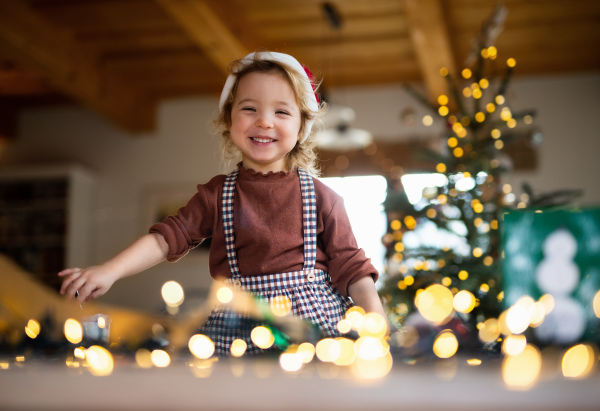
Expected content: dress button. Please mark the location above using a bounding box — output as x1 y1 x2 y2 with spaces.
307 272 316 282
233 279 242 289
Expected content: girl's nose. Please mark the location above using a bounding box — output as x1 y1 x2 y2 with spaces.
255 113 274 129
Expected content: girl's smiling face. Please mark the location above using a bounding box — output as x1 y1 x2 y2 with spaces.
229 71 302 174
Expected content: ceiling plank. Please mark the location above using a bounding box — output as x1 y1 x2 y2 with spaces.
0 1 154 132
156 0 247 75
403 0 456 103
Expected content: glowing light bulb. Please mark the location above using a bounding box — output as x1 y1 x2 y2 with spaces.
162 281 184 307
251 326 274 349
453 290 476 313
436 163 446 173
216 286 233 303
25 319 41 339
438 95 449 106
462 68 472 79
415 284 454 325
86 345 115 376
151 349 171 368
64 318 83 344
433 330 459 358
479 318 500 343
502 334 527 356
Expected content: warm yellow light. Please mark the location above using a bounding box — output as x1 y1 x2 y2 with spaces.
456 128 467 138
352 351 393 380
479 78 489 89
475 112 485 122
463 87 472 98
74 347 86 359
502 184 512 194
422 115 434 126
336 318 351 334
500 107 512 121
279 351 303 372
453 147 464 158
483 256 493 266
472 89 483 99
447 137 458 148
189 334 215 359
436 163 447 173
216 286 233 303
479 318 500 343
397 280 406 290
438 106 449 116
502 334 527 356
437 194 447 204
562 344 596 379
86 346 114 376
524 115 533 124
161 281 184 307
487 46 498 58
495 95 505 105
251 326 274 349
438 95 449 106
480 283 489 292
151 349 171 368
453 290 476 313
462 68 472 79
507 58 517 68
297 342 316 363
593 290 600 318
135 348 153 368
404 275 415 286
391 219 402 230
491 220 498 230
486 103 495 113
404 215 417 230
333 338 357 366
315 338 341 362
441 277 452 287
433 331 459 359
354 336 387 360
64 318 83 344
415 284 454 325
458 270 468 280
394 242 405 253
25 319 41 339
467 358 482 366
472 247 483 257
502 344 541 390
506 298 534 334
346 306 366 330
439 67 449 77
425 208 437 220
270 295 292 317
358 313 388 339
230 339 248 357
473 203 484 213
528 302 546 327
490 129 501 139
494 140 504 150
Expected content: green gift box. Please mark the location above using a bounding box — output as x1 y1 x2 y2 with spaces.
501 207 600 344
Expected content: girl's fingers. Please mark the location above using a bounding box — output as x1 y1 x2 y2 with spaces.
60 272 81 295
58 267 81 277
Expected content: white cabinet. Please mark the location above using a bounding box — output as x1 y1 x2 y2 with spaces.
0 164 95 290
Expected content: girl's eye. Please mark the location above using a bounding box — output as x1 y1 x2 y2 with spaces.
276 110 290 115
241 107 255 112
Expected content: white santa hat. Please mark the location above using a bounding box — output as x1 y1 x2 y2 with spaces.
218 51 320 143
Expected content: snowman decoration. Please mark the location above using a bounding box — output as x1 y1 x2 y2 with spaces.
534 228 586 344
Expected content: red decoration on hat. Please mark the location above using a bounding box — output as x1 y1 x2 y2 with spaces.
301 64 319 104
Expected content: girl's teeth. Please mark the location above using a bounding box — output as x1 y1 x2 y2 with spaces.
253 137 274 143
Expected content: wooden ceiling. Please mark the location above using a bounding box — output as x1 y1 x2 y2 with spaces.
0 0 598 136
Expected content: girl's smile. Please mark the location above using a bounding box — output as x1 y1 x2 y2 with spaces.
229 71 301 174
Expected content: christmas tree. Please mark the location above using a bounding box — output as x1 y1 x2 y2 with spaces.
379 9 542 354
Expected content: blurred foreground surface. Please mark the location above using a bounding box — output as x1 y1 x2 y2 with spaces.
1 356 599 411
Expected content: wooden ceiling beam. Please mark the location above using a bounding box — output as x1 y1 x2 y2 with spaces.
0 69 54 96
403 0 456 103
156 0 247 75
0 1 154 132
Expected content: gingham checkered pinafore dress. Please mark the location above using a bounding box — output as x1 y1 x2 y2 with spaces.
200 167 353 355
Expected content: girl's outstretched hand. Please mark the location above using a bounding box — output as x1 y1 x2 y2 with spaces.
58 266 117 304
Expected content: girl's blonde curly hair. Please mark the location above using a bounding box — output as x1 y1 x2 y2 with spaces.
213 52 326 176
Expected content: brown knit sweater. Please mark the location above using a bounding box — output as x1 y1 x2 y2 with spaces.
149 164 378 296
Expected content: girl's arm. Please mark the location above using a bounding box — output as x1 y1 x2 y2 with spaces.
347 276 386 318
58 233 169 304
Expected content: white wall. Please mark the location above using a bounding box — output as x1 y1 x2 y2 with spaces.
2 72 598 312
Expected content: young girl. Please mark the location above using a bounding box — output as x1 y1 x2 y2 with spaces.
59 51 385 355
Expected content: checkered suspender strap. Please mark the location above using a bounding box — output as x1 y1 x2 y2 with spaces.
221 168 317 278
222 169 241 277
297 168 317 270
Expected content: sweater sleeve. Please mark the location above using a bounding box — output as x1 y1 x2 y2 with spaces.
149 181 216 262
319 193 379 297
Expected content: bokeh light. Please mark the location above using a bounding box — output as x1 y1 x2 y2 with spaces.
479 318 500 343
433 330 459 359
593 291 600 318
64 318 83 344
316 338 341 362
357 312 387 339
151 349 171 368
562 344 596 379
25 319 40 339
415 284 454 325
216 286 233 303
189 334 215 359
135 348 153 368
86 345 114 376
502 344 541 390
251 326 274 349
230 339 248 357
333 338 357 366
453 290 476 313
161 280 184 307
297 342 316 364
502 334 527 356
270 295 292 317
